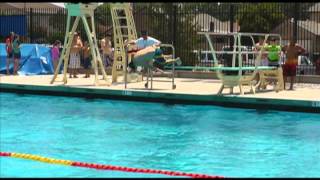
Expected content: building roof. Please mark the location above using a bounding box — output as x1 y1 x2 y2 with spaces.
0 3 65 9
271 19 320 39
308 3 320 12
193 13 240 32
298 20 320 36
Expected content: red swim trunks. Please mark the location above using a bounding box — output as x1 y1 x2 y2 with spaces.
283 63 297 76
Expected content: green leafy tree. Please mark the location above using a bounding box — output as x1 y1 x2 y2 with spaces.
196 2 234 21
94 3 113 39
279 3 315 20
133 3 201 65
236 3 285 33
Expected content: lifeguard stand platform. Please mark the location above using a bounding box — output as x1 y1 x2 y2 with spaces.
50 3 109 86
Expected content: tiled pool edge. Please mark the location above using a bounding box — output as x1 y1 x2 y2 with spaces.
1 83 319 114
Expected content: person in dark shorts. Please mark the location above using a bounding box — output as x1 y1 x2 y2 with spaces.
82 41 92 78
281 39 306 90
316 58 320 75
153 48 166 70
12 34 21 75
5 32 15 75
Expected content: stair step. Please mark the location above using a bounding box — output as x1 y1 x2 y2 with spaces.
114 17 127 19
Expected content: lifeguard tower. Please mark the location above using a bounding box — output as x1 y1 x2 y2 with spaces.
50 3 109 86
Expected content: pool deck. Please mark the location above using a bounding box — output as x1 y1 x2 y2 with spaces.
0 74 320 113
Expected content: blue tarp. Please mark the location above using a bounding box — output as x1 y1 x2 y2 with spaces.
0 43 54 75
0 15 27 37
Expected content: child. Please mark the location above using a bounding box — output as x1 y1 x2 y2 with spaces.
5 32 15 75
82 41 91 78
12 34 21 75
100 33 113 68
51 40 61 72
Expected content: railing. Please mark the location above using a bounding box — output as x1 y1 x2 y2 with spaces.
0 3 319 75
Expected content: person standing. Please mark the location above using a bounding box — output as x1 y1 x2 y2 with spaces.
12 34 21 75
69 33 82 78
100 33 113 68
281 39 306 90
5 32 15 75
264 38 281 67
51 40 61 72
254 37 268 66
82 41 91 78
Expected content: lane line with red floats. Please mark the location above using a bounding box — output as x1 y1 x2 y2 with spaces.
0 152 223 178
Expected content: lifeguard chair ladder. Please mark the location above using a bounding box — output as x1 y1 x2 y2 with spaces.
110 3 138 83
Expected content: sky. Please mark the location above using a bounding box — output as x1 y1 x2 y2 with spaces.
51 3 65 8
50 3 104 8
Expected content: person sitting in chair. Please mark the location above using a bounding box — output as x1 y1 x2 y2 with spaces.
127 30 165 72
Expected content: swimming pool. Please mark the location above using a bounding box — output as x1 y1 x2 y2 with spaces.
1 92 319 177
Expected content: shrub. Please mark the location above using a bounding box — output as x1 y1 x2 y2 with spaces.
47 32 65 45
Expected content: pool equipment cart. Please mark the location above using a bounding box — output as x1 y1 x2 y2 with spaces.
50 3 109 86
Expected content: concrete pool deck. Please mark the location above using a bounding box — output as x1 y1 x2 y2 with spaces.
0 74 319 113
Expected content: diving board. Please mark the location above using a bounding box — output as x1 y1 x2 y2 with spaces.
193 31 284 95
165 66 278 71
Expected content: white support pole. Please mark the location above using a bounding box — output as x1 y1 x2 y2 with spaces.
62 16 80 84
237 34 243 77
90 15 109 84
81 15 99 85
232 35 237 67
50 15 71 84
204 34 219 67
51 16 80 84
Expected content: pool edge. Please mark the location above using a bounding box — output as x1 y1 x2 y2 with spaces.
0 83 319 114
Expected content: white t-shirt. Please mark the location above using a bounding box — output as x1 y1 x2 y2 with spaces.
135 36 160 50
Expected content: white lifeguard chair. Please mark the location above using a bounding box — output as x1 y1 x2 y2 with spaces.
50 3 109 86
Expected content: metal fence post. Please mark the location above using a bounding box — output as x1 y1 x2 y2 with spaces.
30 8 33 43
229 3 235 46
173 3 177 47
230 3 234 33
293 3 299 42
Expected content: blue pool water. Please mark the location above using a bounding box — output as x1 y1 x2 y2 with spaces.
0 92 320 177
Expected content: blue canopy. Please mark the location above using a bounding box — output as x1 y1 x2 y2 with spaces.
0 43 54 75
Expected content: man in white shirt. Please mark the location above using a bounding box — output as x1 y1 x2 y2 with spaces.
135 30 161 50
